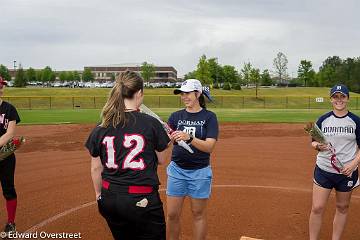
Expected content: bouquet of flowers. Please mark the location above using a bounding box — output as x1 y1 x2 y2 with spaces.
304 122 344 173
0 136 25 161
304 122 327 144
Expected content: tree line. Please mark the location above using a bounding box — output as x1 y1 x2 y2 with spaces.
0 62 157 88
184 53 360 93
1 54 359 92
0 65 95 87
293 56 360 93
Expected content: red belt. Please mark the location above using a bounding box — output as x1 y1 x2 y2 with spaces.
102 180 154 194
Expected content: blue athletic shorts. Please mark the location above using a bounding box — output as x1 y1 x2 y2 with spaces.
166 161 212 199
313 165 360 192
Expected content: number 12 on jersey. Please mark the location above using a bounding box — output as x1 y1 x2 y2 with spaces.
102 134 146 170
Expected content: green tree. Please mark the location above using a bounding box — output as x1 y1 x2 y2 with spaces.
341 58 355 87
140 62 156 82
73 71 81 82
51 72 57 85
14 66 27 87
297 60 315 87
273 52 288 84
222 65 239 84
195 55 212 84
241 62 252 87
350 58 360 92
82 68 94 82
315 56 360 92
261 69 272 86
36 70 42 83
0 65 11 81
250 68 261 98
184 70 197 80
59 71 68 82
67 71 74 82
321 56 342 71
208 58 224 84
72 71 81 87
26 67 37 83
41 66 56 87
318 56 342 87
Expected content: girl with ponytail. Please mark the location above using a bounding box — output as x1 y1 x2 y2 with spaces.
86 71 173 240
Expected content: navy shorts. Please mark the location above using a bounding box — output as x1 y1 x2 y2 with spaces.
313 165 360 192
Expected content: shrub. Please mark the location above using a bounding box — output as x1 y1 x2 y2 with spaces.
232 83 241 90
222 82 231 90
213 82 220 89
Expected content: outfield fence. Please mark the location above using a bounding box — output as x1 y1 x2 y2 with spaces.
4 95 360 110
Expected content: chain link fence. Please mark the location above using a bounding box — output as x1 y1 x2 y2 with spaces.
4 95 360 110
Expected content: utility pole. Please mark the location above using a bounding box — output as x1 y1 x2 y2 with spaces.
215 57 218 85
13 60 17 80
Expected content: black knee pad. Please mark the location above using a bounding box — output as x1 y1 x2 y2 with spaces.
3 188 17 200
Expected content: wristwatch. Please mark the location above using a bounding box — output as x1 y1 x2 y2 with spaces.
186 135 194 144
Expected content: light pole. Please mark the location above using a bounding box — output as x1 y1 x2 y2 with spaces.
13 60 17 80
215 58 218 85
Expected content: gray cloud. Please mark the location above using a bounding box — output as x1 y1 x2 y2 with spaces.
1 0 360 76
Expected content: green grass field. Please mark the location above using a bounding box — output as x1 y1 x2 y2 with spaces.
5 86 360 97
5 87 360 124
18 108 360 125
4 87 360 110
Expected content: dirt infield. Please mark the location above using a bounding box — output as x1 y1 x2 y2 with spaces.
0 123 359 239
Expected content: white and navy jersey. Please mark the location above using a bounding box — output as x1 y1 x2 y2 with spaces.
168 108 218 170
0 101 20 137
85 111 170 187
315 111 360 174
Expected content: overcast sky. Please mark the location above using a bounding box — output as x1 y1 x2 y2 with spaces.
1 0 360 76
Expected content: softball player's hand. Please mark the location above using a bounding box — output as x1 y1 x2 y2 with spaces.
171 131 191 142
341 161 357 177
312 142 329 151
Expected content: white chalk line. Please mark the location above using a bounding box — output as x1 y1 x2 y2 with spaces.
23 184 360 234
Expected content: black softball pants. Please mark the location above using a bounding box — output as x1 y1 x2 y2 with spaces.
97 187 166 240
0 155 17 200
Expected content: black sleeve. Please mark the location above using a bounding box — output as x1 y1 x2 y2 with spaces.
9 105 20 124
153 119 170 152
85 127 101 157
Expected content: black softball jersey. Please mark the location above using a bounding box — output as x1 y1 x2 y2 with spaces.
0 101 20 136
85 111 170 187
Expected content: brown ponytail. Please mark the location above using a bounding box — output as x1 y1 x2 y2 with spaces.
100 71 143 128
199 94 206 109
